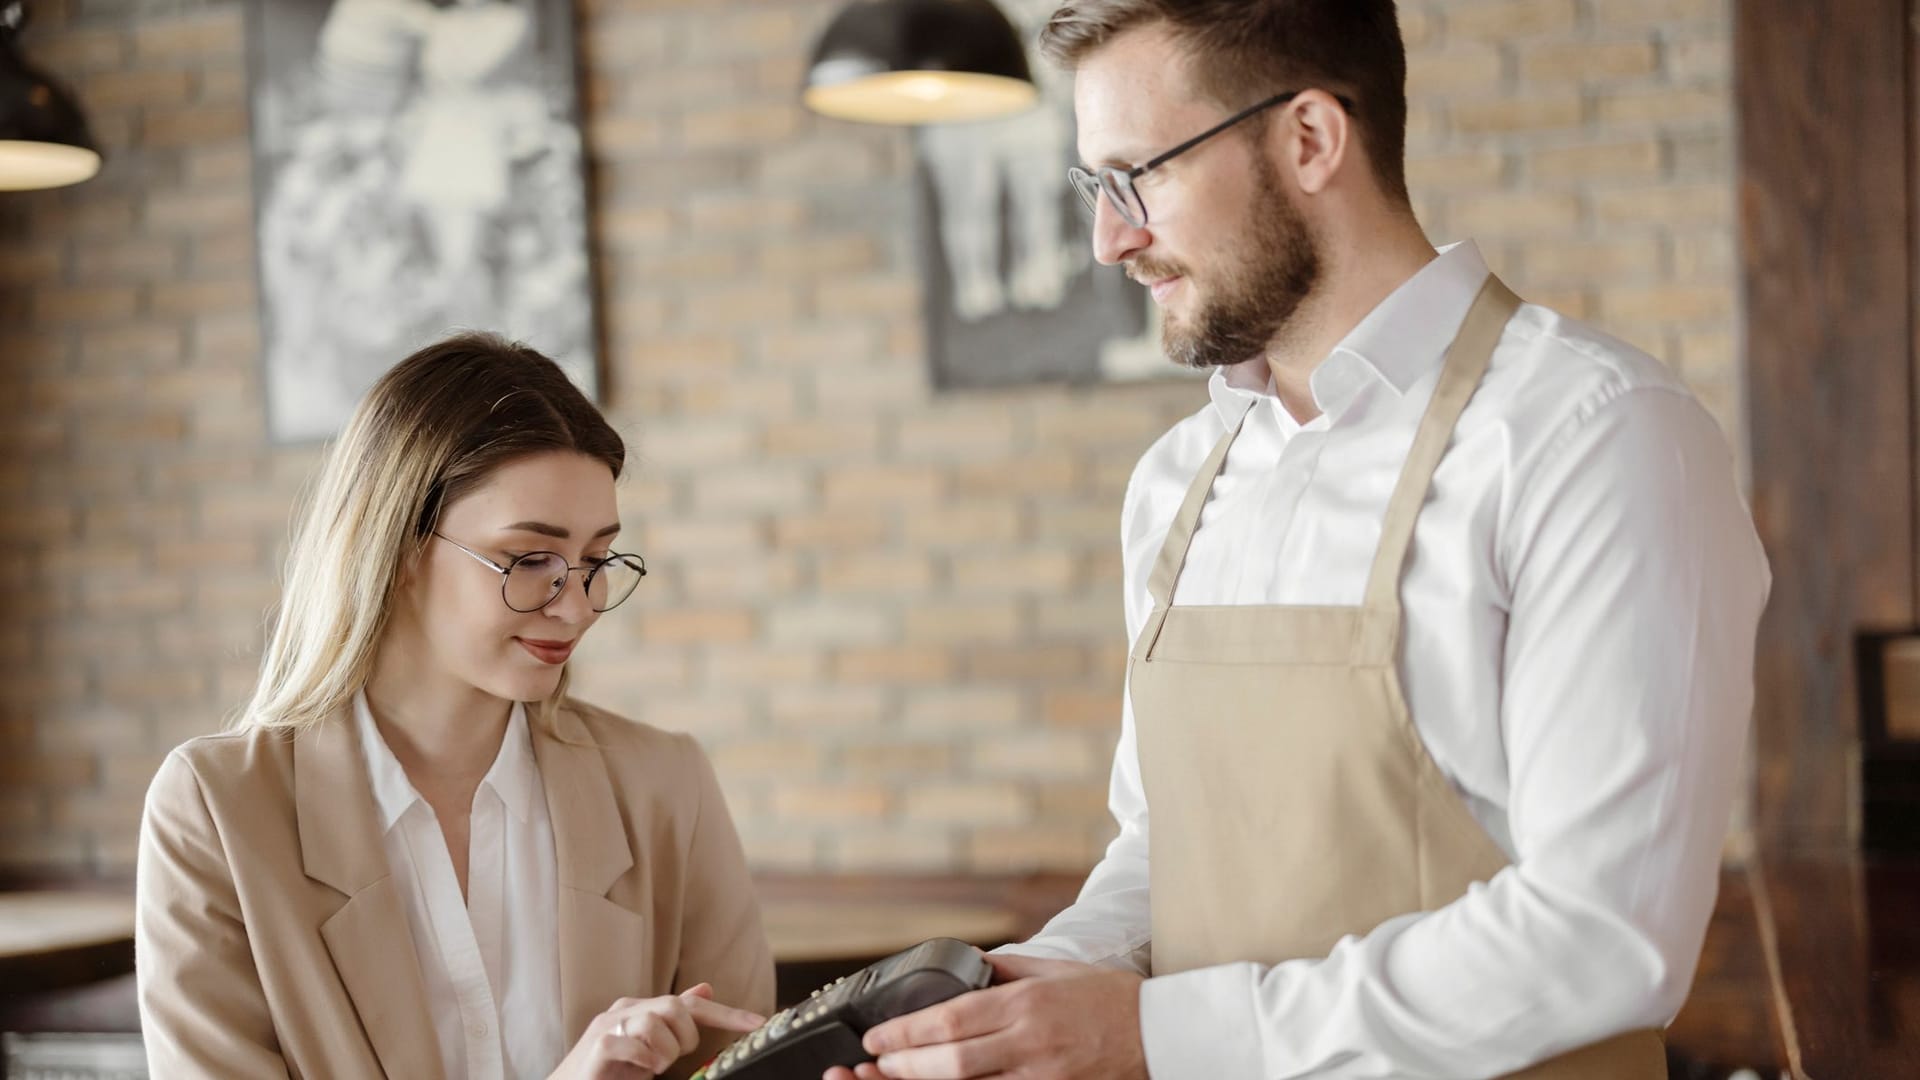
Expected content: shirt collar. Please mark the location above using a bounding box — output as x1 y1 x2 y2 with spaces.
1205 239 1493 424
353 690 538 831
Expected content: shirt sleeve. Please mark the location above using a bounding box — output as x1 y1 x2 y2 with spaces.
136 751 293 1079
1135 387 1771 1077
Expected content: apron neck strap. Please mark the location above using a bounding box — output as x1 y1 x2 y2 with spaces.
1361 274 1521 613
1144 274 1523 616
1146 403 1250 607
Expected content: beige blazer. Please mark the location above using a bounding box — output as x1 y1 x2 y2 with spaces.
134 698 775 1080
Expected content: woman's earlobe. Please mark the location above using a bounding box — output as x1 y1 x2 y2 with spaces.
396 542 425 589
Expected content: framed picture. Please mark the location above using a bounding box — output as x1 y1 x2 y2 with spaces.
912 0 1165 390
245 0 599 442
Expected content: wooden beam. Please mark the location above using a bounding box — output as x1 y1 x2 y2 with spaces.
1738 0 1915 851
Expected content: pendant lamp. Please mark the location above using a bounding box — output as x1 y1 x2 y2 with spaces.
804 0 1037 125
0 0 102 192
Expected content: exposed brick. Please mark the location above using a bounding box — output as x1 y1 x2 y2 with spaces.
829 829 960 872
0 752 99 788
951 551 1078 594
767 686 890 730
966 825 1103 872
700 646 825 688
822 464 945 506
1406 149 1508 191
34 286 139 324
772 785 889 824
1521 41 1659 84
899 503 1023 548
133 14 243 61
681 103 803 148
81 69 198 109
815 275 922 319
1596 86 1728 128
834 645 954 685
760 236 882 277
1029 400 1167 449
683 9 808 61
1591 0 1727 28
1450 192 1584 237
37 28 128 73
1450 94 1585 135
714 738 827 776
894 407 1022 459
1528 139 1664 183
640 607 757 645
900 688 1027 731
1407 46 1506 96
1445 0 1579 41
1044 689 1124 729
771 509 890 549
691 464 813 514
1522 237 1664 283
1666 37 1730 83
1593 183 1732 226
766 604 894 646
142 104 249 147
681 552 806 600
1034 596 1125 639
904 784 1027 825
841 741 953 778
951 458 1083 498
817 552 936 593
903 602 1022 644
1597 284 1733 323
632 695 754 735
972 732 1107 780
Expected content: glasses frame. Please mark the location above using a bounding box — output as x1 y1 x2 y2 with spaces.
1068 89 1358 229
432 532 648 614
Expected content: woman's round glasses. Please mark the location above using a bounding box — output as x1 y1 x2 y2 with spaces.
433 533 647 614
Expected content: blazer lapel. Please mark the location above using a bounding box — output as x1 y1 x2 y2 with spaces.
532 704 646 1042
297 708 445 1080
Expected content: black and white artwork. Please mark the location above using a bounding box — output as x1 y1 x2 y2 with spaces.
914 0 1164 389
246 0 597 442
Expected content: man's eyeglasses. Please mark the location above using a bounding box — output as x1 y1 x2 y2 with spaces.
433 533 647 614
1068 89 1357 229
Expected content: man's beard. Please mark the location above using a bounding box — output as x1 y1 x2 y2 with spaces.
1136 161 1322 370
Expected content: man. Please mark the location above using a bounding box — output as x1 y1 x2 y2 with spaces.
829 1 1768 1076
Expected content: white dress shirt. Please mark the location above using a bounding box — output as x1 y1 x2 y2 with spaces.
1000 242 1771 1077
355 692 566 1080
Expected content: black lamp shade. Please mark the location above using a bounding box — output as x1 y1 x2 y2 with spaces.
804 0 1038 125
0 14 101 191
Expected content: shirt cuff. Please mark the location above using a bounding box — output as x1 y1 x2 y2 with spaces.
988 940 1085 961
1139 962 1265 1079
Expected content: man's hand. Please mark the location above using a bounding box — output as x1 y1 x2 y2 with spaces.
821 954 1147 1080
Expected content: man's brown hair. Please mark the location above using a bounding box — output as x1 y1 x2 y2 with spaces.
1041 0 1410 206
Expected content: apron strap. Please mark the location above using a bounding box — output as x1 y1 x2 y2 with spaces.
1360 275 1522 615
1144 274 1522 621
1146 402 1252 609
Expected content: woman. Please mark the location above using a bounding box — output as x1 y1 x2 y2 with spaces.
136 332 774 1079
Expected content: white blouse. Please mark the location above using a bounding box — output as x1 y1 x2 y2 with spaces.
355 692 566 1079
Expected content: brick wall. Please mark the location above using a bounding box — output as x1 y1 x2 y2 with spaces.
0 0 1740 877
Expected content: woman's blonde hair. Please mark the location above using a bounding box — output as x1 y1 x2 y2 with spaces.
238 331 626 734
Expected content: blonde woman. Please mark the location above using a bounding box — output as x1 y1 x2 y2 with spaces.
136 333 774 1080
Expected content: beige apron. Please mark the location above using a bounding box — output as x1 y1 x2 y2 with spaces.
1129 277 1666 1078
